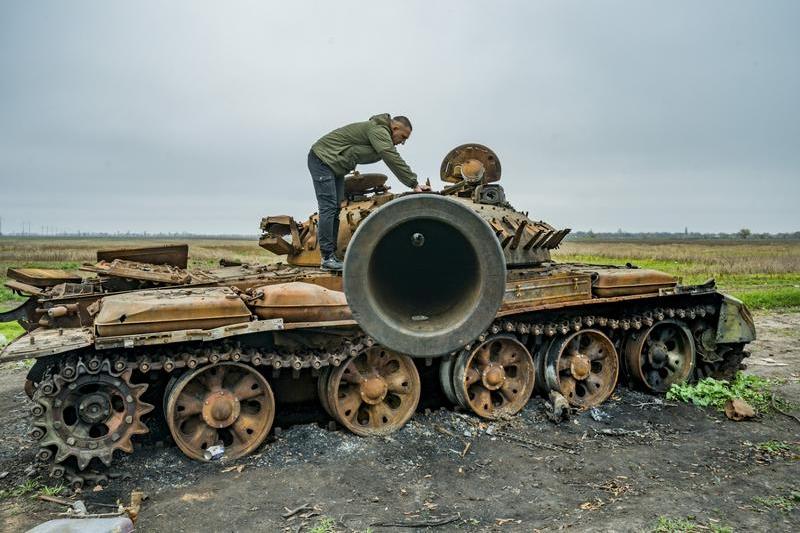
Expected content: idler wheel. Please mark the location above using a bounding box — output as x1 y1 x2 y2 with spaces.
453 335 535 419
324 347 420 436
624 320 695 393
166 362 275 461
541 329 619 408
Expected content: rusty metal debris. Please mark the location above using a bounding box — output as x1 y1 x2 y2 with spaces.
370 514 460 528
547 391 570 423
724 398 756 421
0 142 757 484
125 490 145 524
8 268 82 287
28 489 144 532
590 427 658 439
493 429 578 455
96 244 188 268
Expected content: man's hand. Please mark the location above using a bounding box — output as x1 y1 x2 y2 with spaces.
413 182 432 192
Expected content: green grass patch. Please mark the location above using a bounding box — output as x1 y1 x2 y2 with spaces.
11 261 82 271
753 489 800 514
736 287 800 310
310 517 336 533
0 321 24 343
653 516 697 532
652 516 732 533
755 440 800 458
666 372 789 413
0 479 40 500
0 286 26 302
38 484 65 497
0 479 63 500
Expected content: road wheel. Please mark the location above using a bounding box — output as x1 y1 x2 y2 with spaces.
453 335 535 418
325 347 420 436
165 362 275 461
543 329 619 408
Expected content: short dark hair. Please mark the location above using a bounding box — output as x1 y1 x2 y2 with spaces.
392 116 412 131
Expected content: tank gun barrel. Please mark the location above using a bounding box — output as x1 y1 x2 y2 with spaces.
343 194 506 357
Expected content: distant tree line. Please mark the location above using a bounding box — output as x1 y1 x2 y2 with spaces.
2 229 798 242
569 229 800 241
0 232 257 240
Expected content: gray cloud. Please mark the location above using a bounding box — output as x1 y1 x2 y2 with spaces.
1 0 798 234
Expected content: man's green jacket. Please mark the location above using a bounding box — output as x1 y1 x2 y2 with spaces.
311 114 418 188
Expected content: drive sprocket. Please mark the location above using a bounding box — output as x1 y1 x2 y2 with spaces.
31 358 153 471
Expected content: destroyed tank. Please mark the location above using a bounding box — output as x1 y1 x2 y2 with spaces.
0 143 755 488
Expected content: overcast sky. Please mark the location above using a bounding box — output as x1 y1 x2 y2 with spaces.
1 1 798 234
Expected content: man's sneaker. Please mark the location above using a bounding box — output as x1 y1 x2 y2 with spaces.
320 255 344 272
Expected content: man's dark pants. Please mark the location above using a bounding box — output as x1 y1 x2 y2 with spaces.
308 150 344 258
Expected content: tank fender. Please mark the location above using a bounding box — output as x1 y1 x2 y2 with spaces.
716 295 756 344
0 327 94 364
247 282 351 322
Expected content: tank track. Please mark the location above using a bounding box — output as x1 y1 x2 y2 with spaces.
29 335 369 385
29 335 368 486
479 304 717 345
28 302 745 488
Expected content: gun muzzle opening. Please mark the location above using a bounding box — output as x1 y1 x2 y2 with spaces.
369 219 480 332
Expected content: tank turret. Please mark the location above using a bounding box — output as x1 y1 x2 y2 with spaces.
259 143 569 268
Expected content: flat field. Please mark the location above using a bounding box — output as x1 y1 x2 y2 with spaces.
0 237 798 341
553 239 800 309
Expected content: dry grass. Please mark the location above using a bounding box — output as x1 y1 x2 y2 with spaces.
555 240 800 276
553 239 800 309
0 238 268 265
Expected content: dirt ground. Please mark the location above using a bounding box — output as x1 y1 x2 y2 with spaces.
1 312 798 532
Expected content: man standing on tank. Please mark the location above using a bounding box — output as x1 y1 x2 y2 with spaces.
308 114 429 271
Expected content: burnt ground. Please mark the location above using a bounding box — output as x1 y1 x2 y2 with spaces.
1 312 799 532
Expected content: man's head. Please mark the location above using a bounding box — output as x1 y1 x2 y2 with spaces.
390 116 413 145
